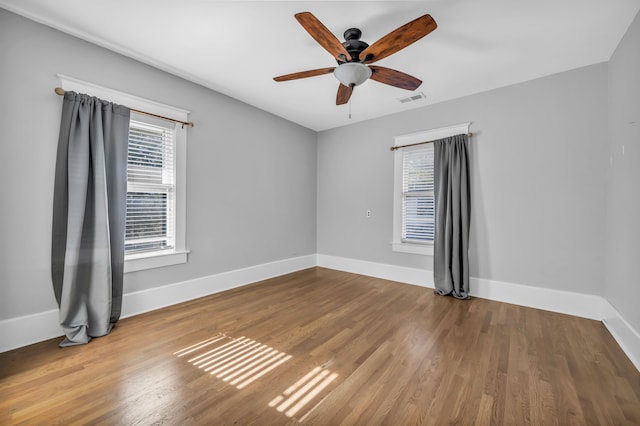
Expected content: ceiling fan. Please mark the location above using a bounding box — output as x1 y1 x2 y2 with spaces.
274 12 437 105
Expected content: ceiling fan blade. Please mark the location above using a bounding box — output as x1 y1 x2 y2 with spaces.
274 67 336 82
369 66 422 90
336 84 352 105
295 12 353 62
360 14 437 64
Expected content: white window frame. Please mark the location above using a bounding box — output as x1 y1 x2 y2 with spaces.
392 122 470 256
58 75 189 272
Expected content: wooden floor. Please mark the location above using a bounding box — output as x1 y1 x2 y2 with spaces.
1 267 639 425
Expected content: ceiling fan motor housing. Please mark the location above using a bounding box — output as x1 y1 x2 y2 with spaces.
341 28 369 62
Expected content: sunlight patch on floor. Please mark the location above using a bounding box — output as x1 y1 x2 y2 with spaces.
269 366 339 419
173 334 227 357
174 333 291 390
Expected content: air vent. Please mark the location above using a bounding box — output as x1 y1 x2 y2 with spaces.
398 92 427 104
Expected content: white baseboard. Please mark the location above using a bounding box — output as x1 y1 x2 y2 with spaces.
0 255 316 353
0 309 61 354
316 254 435 288
470 276 602 320
317 254 640 371
601 300 640 372
317 254 600 319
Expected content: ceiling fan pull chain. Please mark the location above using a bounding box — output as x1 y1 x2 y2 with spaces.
349 85 354 119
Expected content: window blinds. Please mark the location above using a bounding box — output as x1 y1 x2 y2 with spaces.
125 118 176 254
402 145 435 242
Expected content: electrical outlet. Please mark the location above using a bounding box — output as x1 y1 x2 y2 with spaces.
366 210 372 218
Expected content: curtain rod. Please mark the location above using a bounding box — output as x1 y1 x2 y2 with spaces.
390 133 472 151
54 88 194 128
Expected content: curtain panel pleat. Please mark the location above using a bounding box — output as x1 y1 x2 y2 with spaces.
433 134 471 299
52 91 130 347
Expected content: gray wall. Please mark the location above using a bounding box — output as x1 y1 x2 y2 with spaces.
317 63 608 295
0 10 317 320
606 11 640 332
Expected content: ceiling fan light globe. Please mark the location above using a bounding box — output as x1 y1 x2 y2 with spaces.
334 63 372 87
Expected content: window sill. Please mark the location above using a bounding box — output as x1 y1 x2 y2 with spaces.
391 242 434 256
124 250 190 273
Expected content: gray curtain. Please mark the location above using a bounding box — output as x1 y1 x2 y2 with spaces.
51 91 130 347
433 134 471 299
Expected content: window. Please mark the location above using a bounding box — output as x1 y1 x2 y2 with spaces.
392 123 470 255
126 114 176 255
401 145 435 244
124 115 188 273
58 74 189 272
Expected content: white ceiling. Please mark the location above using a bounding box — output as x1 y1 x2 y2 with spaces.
2 1 639 131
